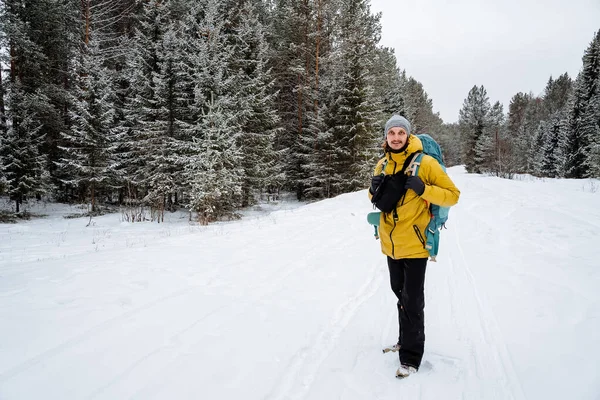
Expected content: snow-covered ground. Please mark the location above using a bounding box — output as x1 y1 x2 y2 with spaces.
1 167 599 400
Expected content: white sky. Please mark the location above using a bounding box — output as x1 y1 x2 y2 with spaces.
369 0 600 123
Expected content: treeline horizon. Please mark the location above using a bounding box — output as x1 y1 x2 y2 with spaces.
0 0 598 222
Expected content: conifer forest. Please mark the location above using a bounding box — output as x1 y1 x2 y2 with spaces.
0 1 598 221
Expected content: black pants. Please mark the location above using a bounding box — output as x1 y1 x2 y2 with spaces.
387 257 427 369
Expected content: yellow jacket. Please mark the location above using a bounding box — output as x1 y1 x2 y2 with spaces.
369 135 460 259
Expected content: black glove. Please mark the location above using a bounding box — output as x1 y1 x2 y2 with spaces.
405 175 425 196
370 175 384 194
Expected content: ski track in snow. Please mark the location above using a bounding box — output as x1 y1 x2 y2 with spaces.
0 283 200 384
266 258 384 400
449 215 526 400
89 235 350 398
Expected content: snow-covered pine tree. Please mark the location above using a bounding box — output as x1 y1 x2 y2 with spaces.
459 85 490 173
371 47 405 118
507 92 531 136
535 74 572 178
581 92 600 178
580 32 600 178
181 0 245 220
475 101 504 175
184 92 244 224
560 30 600 178
144 21 197 218
401 75 442 134
0 51 6 143
0 1 57 211
91 0 140 205
437 123 462 167
505 92 532 174
1 0 82 195
321 0 382 196
304 50 341 199
269 0 319 199
521 96 544 174
120 0 177 220
538 116 562 177
0 59 7 195
0 157 6 196
2 79 50 212
225 0 282 206
295 0 342 199
531 120 548 176
542 73 573 119
0 56 5 195
58 37 116 213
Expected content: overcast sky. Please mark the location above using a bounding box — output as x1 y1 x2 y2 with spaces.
369 0 600 123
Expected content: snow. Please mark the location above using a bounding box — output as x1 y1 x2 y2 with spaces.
1 167 599 399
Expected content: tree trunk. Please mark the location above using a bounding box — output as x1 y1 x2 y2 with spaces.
314 0 321 151
0 68 6 134
297 73 303 135
91 181 96 212
10 42 17 81
82 0 90 45
315 0 321 114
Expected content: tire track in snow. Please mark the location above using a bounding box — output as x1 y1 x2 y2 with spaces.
450 215 527 400
265 259 383 400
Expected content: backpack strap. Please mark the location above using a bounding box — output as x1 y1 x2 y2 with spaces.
379 159 388 176
379 152 418 176
407 152 424 177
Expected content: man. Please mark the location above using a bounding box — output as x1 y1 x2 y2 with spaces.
369 115 460 378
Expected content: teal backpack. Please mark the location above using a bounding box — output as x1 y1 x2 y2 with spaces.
367 133 450 262
409 134 450 261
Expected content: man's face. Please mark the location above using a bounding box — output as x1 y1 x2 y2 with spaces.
386 127 408 150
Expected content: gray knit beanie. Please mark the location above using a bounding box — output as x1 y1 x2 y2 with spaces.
384 115 411 139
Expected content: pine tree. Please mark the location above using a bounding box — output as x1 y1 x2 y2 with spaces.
2 79 49 212
459 85 490 173
521 97 544 174
0 62 7 195
475 101 504 174
146 21 197 215
561 30 600 178
1 0 82 194
436 123 462 167
581 33 600 178
226 0 281 206
184 93 244 224
542 73 573 119
178 0 250 220
120 0 177 219
269 0 327 199
320 0 382 196
538 115 562 177
371 47 404 117
58 38 116 213
531 120 547 176
582 92 600 177
402 75 442 134
535 74 572 178
504 92 530 174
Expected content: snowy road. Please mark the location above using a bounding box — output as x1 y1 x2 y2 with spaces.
1 167 599 399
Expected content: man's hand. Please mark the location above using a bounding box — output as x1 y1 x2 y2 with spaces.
370 175 384 194
405 175 425 196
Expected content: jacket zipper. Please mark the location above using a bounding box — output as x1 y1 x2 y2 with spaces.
389 159 398 259
413 225 426 248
